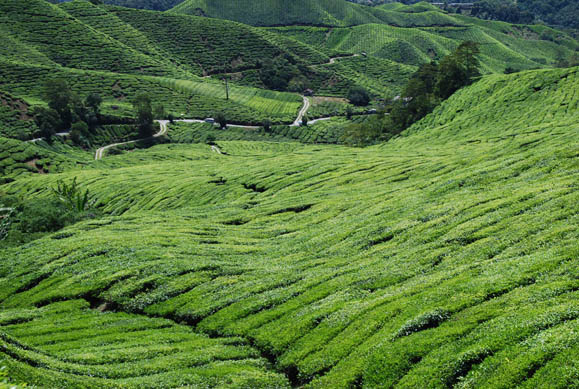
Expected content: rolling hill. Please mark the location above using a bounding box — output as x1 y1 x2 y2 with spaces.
1 65 577 387
0 0 576 138
269 16 577 72
170 0 385 27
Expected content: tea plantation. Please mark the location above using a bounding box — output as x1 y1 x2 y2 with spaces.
1 0 576 137
1 0 578 386
1 65 577 387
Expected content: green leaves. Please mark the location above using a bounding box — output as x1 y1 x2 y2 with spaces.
52 177 94 213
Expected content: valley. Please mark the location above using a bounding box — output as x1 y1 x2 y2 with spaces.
0 1 578 388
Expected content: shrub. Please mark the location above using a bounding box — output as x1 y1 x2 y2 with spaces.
70 121 89 146
133 94 154 138
348 87 370 106
215 112 227 129
33 106 61 140
346 106 354 120
52 177 94 213
205 134 216 145
263 119 272 132
17 200 73 234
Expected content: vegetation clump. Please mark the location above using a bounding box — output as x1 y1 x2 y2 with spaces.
343 41 482 145
1 177 98 247
347 86 370 106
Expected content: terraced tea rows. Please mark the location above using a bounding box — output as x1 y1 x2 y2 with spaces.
0 300 289 387
0 92 37 140
0 60 302 125
270 19 577 72
1 67 577 387
0 0 182 77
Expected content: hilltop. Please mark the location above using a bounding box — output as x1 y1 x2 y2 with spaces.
0 0 575 130
1 64 577 387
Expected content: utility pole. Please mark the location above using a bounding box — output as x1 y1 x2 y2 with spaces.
224 77 229 100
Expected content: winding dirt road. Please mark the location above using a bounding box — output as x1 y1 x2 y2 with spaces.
94 120 169 160
327 53 360 65
95 94 314 160
291 96 311 127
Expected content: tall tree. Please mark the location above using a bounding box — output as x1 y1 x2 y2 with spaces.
43 79 74 129
435 42 481 99
133 94 154 138
33 107 61 141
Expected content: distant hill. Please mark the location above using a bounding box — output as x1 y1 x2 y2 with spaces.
0 0 577 138
103 0 183 11
169 0 387 27
47 0 184 11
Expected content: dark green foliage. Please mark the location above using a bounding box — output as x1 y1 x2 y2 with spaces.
104 0 183 11
391 41 481 134
16 199 73 234
52 177 93 213
556 53 579 68
259 55 310 92
215 112 227 129
340 116 383 146
153 104 166 120
133 94 154 138
263 119 272 132
85 93 102 116
472 0 579 29
44 79 74 129
435 41 481 100
346 106 353 119
70 121 89 147
471 0 534 24
347 86 370 106
344 41 482 145
33 107 61 140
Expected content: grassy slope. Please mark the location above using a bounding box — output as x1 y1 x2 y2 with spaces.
270 18 577 73
1 67 577 387
0 0 185 78
0 0 575 135
170 0 385 27
62 2 328 76
0 92 38 140
0 0 305 128
0 58 302 125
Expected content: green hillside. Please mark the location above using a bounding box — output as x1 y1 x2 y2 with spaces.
1 66 577 387
61 2 328 76
0 0 575 136
0 0 186 78
170 0 472 28
270 19 577 72
0 92 38 140
170 0 384 27
0 59 302 125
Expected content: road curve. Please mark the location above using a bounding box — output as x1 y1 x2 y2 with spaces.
328 53 360 65
291 96 311 127
94 120 169 160
95 95 312 159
